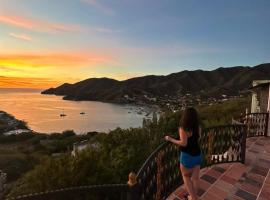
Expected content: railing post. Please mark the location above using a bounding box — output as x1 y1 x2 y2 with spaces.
127 172 140 200
265 113 269 137
241 125 247 164
155 151 164 200
120 185 128 200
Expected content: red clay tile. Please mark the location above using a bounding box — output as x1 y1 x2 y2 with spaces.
240 182 261 195
226 165 247 180
265 177 270 184
232 195 245 200
215 180 234 192
207 186 228 199
262 182 270 191
201 191 223 200
250 167 268 177
248 172 266 184
221 175 237 185
257 196 269 200
200 168 209 174
235 188 257 200
232 163 247 172
201 174 216 184
206 169 222 179
174 187 187 198
221 163 232 170
259 190 270 199
198 179 211 191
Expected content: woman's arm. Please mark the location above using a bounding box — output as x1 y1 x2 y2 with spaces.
165 128 188 147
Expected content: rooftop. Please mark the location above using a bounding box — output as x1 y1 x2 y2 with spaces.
250 80 270 90
168 137 270 200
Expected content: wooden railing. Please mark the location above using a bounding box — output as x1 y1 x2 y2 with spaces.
200 125 247 166
244 113 269 137
136 142 180 200
235 112 269 137
6 184 128 200
135 124 247 200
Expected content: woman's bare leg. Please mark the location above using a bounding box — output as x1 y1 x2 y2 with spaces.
191 165 200 196
180 164 198 200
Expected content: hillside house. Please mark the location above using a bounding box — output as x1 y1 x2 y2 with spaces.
71 140 100 156
250 80 270 136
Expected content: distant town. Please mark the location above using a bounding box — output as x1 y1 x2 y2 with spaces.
123 92 245 113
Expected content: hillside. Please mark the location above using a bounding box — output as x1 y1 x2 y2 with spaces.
41 63 270 103
6 97 250 198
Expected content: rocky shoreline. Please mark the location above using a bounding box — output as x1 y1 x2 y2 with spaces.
0 111 30 135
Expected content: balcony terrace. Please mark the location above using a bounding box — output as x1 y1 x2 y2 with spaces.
168 136 270 200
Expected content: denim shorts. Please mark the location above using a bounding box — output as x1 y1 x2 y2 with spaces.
180 151 202 169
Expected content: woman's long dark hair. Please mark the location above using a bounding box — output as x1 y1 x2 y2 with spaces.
180 107 200 135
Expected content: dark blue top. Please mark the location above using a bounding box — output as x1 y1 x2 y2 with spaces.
180 128 201 156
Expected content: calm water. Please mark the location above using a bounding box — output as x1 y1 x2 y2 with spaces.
0 89 149 134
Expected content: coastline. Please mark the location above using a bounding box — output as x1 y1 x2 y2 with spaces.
0 111 30 135
0 90 156 134
41 92 163 119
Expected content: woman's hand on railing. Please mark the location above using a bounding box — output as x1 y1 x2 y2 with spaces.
165 135 172 142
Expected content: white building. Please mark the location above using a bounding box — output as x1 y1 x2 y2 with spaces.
71 140 100 156
250 80 270 136
251 80 270 113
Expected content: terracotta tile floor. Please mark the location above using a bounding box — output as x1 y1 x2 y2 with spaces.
167 137 270 200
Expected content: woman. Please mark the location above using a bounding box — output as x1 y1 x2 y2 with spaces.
165 107 202 200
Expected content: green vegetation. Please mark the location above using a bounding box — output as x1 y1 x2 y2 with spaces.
198 97 250 127
0 131 97 180
2 97 250 198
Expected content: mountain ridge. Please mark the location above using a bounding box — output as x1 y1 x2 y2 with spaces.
42 63 270 103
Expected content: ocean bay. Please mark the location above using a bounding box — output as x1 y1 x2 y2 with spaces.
0 89 148 134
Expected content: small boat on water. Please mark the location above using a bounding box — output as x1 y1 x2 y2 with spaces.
80 112 86 115
60 109 67 117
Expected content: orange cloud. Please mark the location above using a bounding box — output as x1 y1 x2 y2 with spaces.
9 33 32 41
0 13 122 34
0 14 83 33
0 52 113 68
0 76 63 89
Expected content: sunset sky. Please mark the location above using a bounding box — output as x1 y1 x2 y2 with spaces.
0 0 270 89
